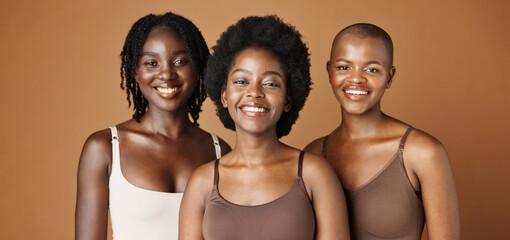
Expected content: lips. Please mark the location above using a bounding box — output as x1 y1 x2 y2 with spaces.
239 102 270 116
241 106 269 113
154 86 181 98
345 89 368 95
342 85 370 101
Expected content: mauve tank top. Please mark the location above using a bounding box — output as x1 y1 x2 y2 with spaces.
202 151 315 240
323 127 425 240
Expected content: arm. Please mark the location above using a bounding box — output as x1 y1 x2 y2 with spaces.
75 130 111 240
406 132 460 240
302 153 350 240
179 164 213 240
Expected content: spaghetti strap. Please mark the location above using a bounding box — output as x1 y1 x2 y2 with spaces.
321 136 328 158
210 133 222 159
398 127 414 151
213 159 220 185
109 126 119 142
298 151 304 178
108 126 120 177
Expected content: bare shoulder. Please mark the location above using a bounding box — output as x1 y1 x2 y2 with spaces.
302 151 332 172
300 151 343 202
404 128 450 174
182 159 217 208
79 128 113 167
301 152 338 185
186 159 216 191
304 136 327 156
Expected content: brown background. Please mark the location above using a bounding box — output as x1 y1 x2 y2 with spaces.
1 0 509 239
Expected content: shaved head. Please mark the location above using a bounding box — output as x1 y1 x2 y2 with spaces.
333 23 394 65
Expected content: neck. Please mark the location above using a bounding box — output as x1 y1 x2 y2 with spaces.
139 105 194 139
231 129 286 166
338 103 389 139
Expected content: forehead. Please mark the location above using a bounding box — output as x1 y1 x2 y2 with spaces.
142 28 185 51
331 34 391 65
231 48 284 73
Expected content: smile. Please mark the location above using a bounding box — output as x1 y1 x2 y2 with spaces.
155 87 180 93
241 106 269 113
344 89 368 95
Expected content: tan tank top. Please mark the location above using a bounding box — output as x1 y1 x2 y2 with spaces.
323 127 425 239
202 151 315 240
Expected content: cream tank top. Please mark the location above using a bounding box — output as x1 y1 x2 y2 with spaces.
108 126 222 240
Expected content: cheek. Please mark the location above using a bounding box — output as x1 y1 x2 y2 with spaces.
180 66 194 78
223 89 240 109
135 69 155 84
328 71 343 85
374 77 389 89
329 76 344 91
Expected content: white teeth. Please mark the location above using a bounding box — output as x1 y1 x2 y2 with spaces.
345 90 368 95
156 87 179 94
242 106 268 113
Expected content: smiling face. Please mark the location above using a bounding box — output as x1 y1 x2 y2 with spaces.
327 33 395 116
135 27 196 114
221 47 291 137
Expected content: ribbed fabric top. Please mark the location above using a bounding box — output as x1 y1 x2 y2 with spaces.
324 127 424 240
108 126 221 240
202 151 315 240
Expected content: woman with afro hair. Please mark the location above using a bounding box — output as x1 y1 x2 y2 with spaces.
179 15 350 240
75 12 230 240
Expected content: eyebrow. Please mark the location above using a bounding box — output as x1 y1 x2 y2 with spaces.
141 52 159 57
262 71 283 79
172 50 187 55
231 69 283 79
365 60 383 66
231 69 252 75
335 58 383 66
335 58 352 63
140 49 187 57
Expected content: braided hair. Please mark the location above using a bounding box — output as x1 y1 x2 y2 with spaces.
120 12 209 125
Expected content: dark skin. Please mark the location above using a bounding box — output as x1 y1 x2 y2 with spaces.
179 48 350 240
305 33 460 239
75 28 230 240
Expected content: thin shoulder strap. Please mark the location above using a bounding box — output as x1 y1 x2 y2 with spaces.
298 151 305 178
109 126 119 142
108 126 120 176
321 136 328 158
213 159 220 186
210 133 222 159
398 127 414 151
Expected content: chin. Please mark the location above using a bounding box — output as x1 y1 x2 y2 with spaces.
341 105 369 115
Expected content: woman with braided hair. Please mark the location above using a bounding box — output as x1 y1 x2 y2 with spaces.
75 12 230 240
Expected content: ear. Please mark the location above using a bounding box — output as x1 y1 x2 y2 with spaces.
221 86 227 108
386 66 396 88
283 95 292 112
326 61 331 72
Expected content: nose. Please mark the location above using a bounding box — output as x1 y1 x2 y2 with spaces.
348 68 367 84
155 64 176 81
246 83 265 98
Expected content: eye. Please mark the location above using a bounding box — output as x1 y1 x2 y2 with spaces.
337 65 349 70
233 79 248 85
365 68 379 73
174 58 189 66
144 60 158 67
263 81 280 88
